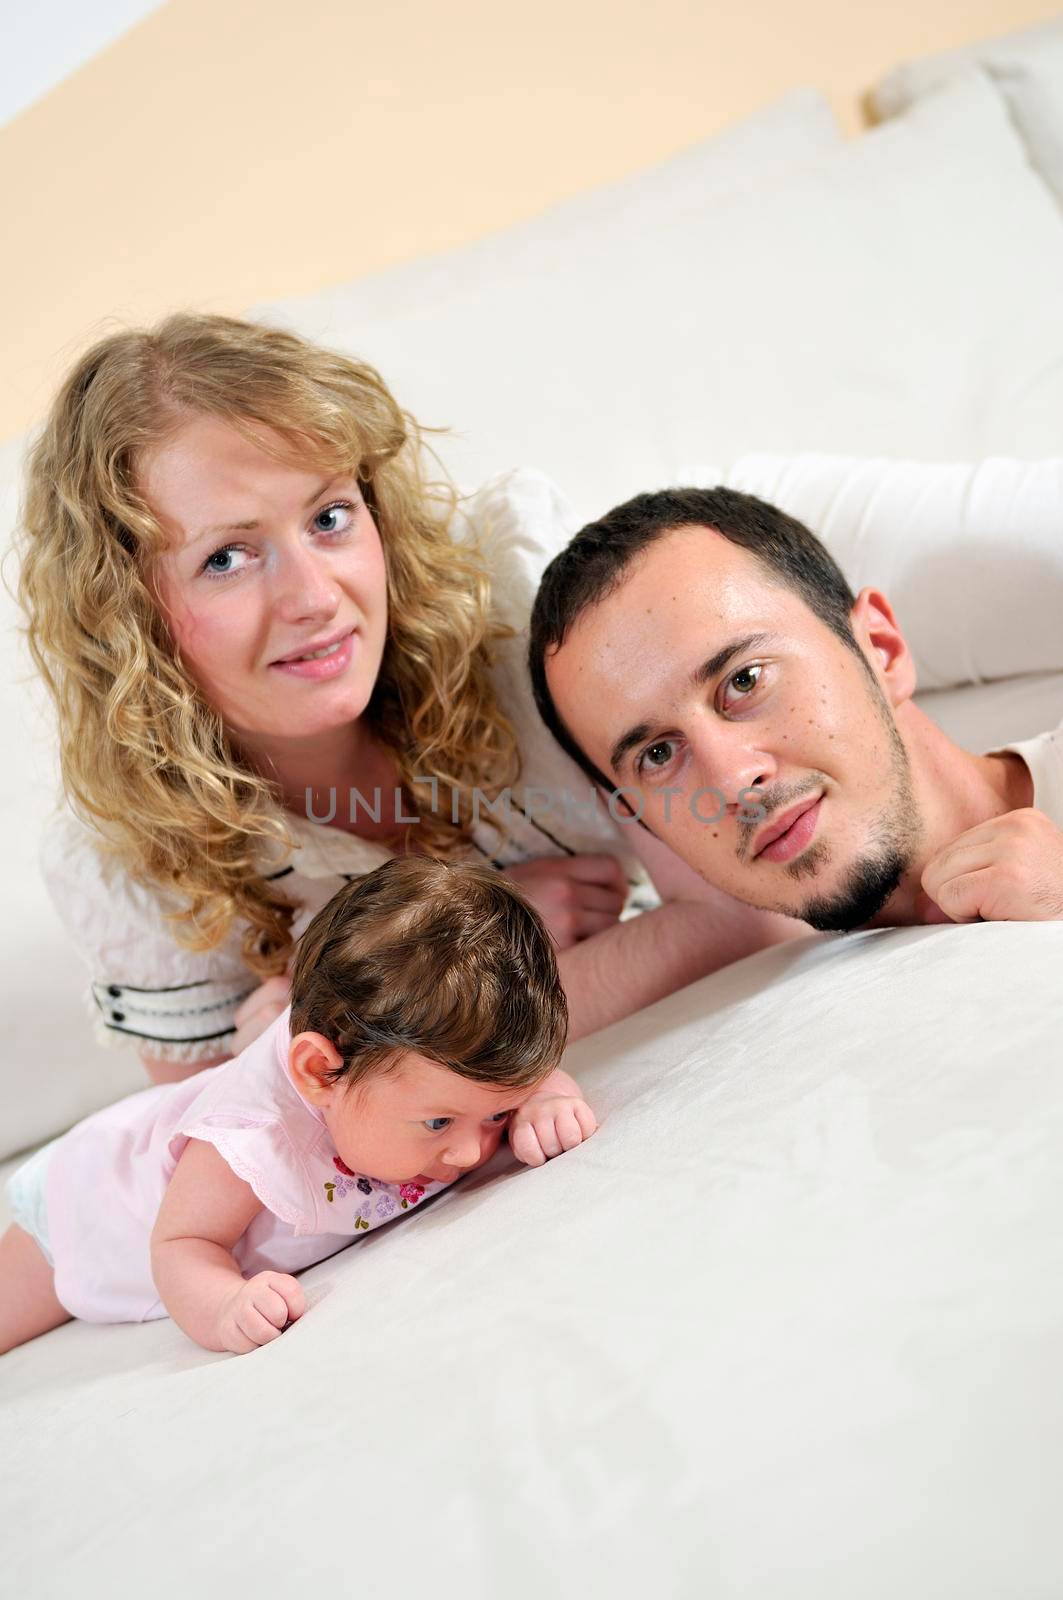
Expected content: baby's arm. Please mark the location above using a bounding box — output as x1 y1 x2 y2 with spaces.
508 1066 598 1168
151 1139 305 1355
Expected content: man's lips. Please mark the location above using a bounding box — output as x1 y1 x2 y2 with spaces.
752 794 823 863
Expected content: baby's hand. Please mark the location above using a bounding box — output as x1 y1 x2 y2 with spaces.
509 1068 598 1168
215 1271 305 1355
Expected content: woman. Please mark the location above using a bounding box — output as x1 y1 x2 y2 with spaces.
19 313 790 1083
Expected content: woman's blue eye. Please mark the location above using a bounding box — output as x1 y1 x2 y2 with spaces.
199 502 354 577
202 545 249 577
424 1117 451 1133
313 501 355 535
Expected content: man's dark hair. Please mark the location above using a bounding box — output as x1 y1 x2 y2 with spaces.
527 485 861 793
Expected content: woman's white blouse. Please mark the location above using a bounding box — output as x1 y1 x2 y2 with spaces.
39 470 657 1064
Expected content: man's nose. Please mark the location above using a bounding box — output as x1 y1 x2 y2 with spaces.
689 722 777 813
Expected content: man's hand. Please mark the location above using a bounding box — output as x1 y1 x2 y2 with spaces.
921 808 1063 923
214 1271 305 1355
509 1067 598 1168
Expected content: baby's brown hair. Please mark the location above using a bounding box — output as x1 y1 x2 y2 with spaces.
290 856 567 1091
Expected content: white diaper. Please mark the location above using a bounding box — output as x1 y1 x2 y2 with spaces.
5 1137 61 1265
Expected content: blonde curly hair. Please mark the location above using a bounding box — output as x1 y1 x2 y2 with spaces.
17 312 521 977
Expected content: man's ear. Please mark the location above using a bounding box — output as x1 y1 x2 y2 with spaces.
849 588 917 707
288 1031 345 1107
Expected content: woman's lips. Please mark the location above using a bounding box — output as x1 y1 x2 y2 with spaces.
269 630 356 680
756 797 822 864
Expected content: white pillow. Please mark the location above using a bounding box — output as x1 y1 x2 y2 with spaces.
870 18 1063 210
264 88 841 329
258 72 1063 525
915 672 1063 753
681 453 1063 692
0 438 144 1160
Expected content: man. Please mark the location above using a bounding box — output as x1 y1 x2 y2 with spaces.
528 486 1063 930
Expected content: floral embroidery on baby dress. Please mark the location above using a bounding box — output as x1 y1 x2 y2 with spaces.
322 1154 435 1226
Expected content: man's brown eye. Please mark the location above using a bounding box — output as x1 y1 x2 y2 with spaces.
731 666 761 694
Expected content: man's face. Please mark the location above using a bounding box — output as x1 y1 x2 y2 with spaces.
544 525 921 931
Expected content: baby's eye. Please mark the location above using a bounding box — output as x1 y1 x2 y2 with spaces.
313 501 356 536
423 1116 452 1133
488 1111 511 1124
201 544 252 578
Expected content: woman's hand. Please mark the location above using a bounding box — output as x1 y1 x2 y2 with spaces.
231 974 292 1055
214 1271 306 1355
508 1067 598 1168
502 855 628 949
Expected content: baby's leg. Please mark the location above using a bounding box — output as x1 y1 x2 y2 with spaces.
0 1224 71 1354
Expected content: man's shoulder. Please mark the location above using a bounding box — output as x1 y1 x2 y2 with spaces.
990 721 1063 829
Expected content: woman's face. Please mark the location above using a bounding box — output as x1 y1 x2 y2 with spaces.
144 413 389 743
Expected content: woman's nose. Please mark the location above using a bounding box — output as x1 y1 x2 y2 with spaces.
271 544 341 623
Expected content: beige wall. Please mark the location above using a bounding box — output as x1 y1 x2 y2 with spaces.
2 0 1058 444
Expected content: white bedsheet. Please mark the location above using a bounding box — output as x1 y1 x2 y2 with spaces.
3 919 1062 1597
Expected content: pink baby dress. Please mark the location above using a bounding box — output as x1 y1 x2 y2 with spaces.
43 1008 449 1322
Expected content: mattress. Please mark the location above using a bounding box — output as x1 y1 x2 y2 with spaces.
3 917 1062 1597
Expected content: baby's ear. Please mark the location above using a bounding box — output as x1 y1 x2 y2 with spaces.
288 1031 344 1106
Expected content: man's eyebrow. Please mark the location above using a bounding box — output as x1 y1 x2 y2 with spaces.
609 722 653 776
193 477 339 544
607 632 777 774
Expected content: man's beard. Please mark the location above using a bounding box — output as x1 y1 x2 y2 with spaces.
798 691 920 932
798 836 910 932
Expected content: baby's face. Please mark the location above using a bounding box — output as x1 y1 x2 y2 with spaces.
295 1042 547 1185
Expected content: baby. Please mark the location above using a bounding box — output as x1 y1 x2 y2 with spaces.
1 857 594 1356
